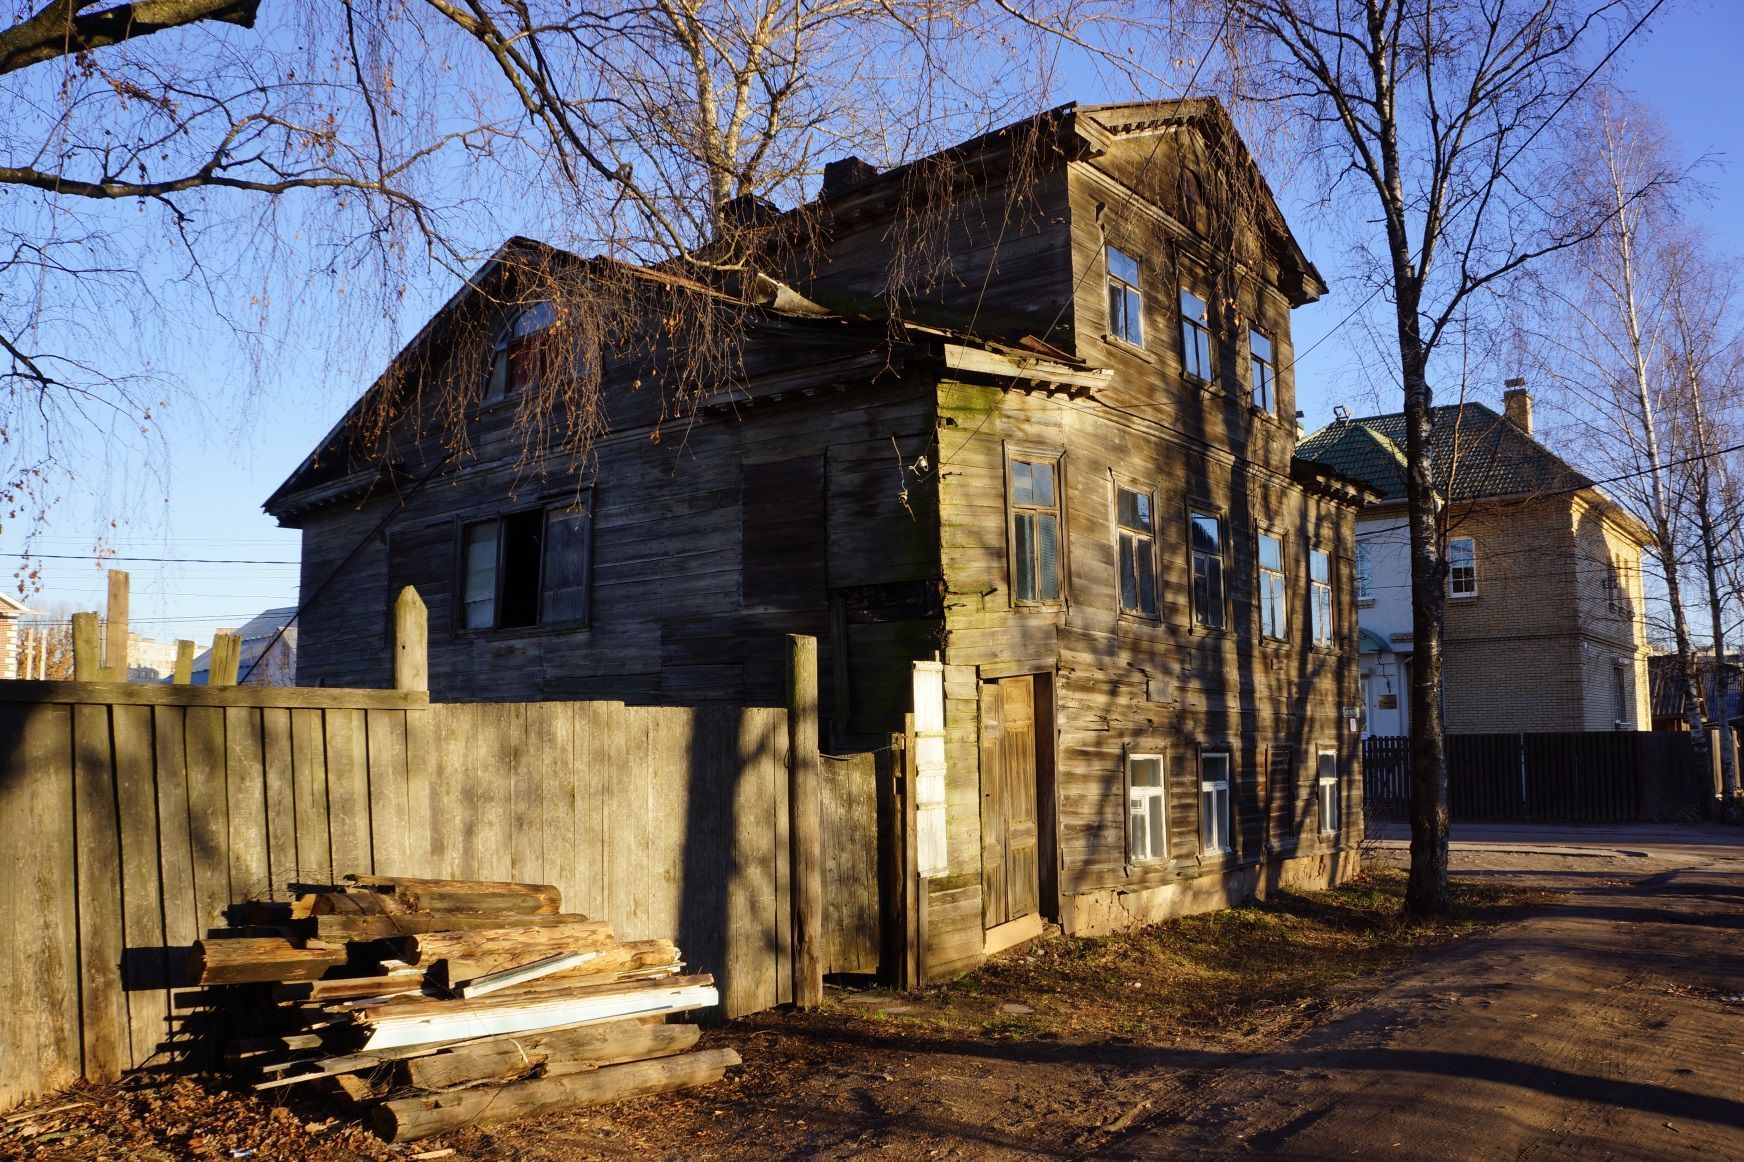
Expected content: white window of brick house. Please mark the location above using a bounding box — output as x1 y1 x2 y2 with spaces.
1614 663 1632 728
1317 748 1340 835
1449 536 1478 597
1200 751 1232 854
1356 540 1374 603
1106 246 1144 347
1257 532 1288 640
1128 753 1168 862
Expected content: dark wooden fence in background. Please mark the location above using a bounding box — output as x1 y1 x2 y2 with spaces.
0 674 879 1111
1363 731 1708 823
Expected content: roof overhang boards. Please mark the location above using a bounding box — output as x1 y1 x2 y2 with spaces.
1291 456 1383 509
940 342 1111 399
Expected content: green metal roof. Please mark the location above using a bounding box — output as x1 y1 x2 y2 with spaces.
1297 402 1593 503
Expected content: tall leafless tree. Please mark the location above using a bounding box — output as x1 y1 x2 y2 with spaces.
1162 0 1668 916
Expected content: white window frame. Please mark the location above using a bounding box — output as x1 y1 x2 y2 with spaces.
1310 547 1334 648
1355 540 1374 604
1200 751 1232 855
1257 531 1288 641
1316 748 1340 836
1448 536 1478 598
1106 245 1145 347
1127 752 1168 863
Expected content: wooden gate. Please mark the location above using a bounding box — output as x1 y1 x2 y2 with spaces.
979 676 1040 928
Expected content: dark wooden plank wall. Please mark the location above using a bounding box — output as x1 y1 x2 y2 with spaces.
0 683 884 1112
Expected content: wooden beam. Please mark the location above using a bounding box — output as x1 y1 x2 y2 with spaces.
70 612 100 682
0 679 428 710
786 634 823 1009
102 570 129 681
209 633 242 687
941 342 1112 389
374 1048 741 1142
172 640 195 685
392 586 428 692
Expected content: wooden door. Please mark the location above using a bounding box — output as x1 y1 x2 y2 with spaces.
981 676 1041 927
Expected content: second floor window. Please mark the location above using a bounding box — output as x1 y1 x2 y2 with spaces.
1180 289 1213 381
1257 533 1287 640
462 499 592 631
1117 487 1158 617
1310 547 1334 647
1250 328 1276 413
1011 458 1062 603
1449 536 1478 598
1106 246 1144 346
487 301 560 402
1190 511 1225 629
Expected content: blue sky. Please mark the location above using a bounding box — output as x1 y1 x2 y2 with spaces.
8 1 1741 648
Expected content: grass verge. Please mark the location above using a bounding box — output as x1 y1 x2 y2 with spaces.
862 868 1552 1045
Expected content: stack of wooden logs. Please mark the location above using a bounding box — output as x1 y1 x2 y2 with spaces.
193 874 739 1143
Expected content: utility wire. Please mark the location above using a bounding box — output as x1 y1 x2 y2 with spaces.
16 552 299 565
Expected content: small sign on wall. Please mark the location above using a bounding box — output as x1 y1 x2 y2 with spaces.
1378 694 1398 709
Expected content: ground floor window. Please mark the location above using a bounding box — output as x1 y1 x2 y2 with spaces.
1200 751 1231 854
1128 753 1168 861
1317 748 1340 835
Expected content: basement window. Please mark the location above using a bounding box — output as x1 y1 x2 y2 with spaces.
1317 748 1340 835
1128 753 1168 862
461 498 593 631
1106 246 1145 347
1200 751 1231 855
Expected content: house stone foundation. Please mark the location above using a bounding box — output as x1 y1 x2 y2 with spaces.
1058 847 1362 937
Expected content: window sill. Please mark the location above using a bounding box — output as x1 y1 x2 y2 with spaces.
1356 598 1376 608
1102 334 1154 362
1249 404 1282 424
457 620 591 641
1117 608 1163 623
1448 592 1480 601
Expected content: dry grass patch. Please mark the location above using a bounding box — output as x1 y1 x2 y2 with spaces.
874 868 1552 1045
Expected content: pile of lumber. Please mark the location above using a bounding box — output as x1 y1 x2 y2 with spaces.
195 875 738 1143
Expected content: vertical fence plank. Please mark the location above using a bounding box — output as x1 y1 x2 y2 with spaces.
261 708 296 888
725 707 774 1015
224 707 270 903
405 707 437 874
771 706 793 1007
0 703 80 1108
324 708 371 875
437 703 478 879
573 702 612 921
112 703 168 1069
289 708 330 883
366 709 410 875
507 703 542 884
183 705 229 934
72 702 127 1081
537 703 578 908
151 704 201 1066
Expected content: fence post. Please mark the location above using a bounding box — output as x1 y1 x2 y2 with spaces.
393 587 429 692
786 634 823 1009
209 633 241 686
172 640 195 685
71 612 100 681
103 569 129 681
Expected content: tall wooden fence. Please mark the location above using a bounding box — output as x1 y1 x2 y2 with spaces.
1363 731 1708 823
0 679 878 1111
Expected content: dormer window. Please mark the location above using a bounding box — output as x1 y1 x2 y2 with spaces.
487 301 559 402
1106 246 1144 347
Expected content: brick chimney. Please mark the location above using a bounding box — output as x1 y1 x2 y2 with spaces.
821 156 878 199
1503 380 1533 436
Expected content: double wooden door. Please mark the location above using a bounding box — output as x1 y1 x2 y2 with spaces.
981 675 1041 927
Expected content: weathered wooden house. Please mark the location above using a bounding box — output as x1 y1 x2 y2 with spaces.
266 99 1370 981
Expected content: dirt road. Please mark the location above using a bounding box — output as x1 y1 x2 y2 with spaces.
1107 836 1744 1159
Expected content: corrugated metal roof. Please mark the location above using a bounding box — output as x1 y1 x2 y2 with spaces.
1297 402 1593 503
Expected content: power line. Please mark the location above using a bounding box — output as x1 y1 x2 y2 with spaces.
14 553 300 565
